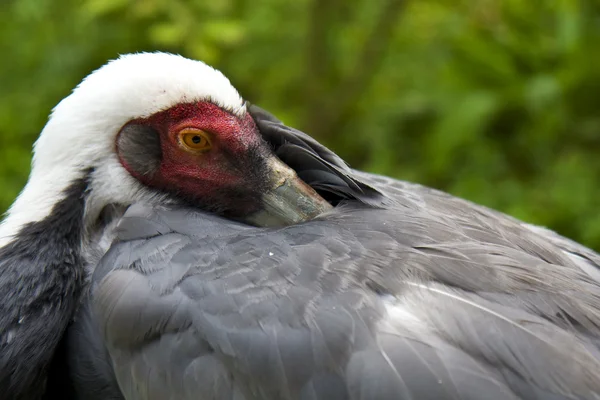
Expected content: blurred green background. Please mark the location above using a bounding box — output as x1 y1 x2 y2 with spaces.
1 0 599 250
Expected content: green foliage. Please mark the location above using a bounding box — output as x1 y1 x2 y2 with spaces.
1 0 599 249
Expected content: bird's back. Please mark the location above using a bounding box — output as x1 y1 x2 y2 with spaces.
68 187 600 399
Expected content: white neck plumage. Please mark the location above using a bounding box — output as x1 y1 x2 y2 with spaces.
0 172 83 248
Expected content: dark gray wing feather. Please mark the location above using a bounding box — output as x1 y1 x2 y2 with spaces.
66 301 123 400
250 104 386 207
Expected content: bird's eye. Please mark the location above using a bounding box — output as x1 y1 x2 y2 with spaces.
178 129 212 152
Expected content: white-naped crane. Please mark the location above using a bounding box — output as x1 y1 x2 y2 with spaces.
0 53 599 400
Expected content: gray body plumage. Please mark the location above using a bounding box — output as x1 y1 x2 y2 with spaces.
68 166 600 400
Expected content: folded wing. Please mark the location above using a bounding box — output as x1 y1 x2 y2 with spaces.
69 201 600 400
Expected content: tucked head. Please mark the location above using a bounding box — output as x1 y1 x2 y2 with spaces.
0 53 330 245
114 78 270 217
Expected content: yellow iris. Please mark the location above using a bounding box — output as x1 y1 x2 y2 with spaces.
178 128 212 152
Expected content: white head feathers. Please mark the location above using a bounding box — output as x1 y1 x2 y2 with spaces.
0 52 246 246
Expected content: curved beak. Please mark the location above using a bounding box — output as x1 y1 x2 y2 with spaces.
245 156 333 227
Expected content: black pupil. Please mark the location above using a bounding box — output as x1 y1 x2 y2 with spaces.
191 135 202 144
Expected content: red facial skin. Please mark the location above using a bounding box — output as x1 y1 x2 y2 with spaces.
118 101 271 215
